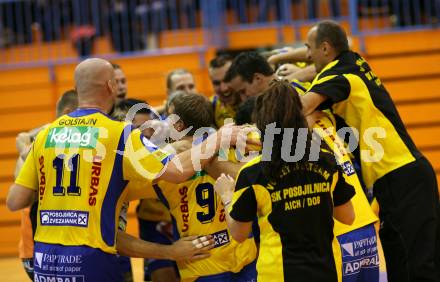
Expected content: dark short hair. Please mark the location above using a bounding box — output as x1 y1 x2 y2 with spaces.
118 98 152 115
168 93 213 135
112 98 152 121
315 20 349 55
235 96 256 125
56 89 78 117
166 69 191 90
209 54 233 69
111 63 121 70
224 51 274 83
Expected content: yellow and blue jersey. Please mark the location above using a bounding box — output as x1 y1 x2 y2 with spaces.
15 108 171 254
127 171 257 281
210 95 238 128
290 79 311 96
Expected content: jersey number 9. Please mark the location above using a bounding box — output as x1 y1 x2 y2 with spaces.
195 183 216 223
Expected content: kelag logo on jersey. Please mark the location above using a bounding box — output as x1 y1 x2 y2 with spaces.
45 126 99 148
40 210 89 227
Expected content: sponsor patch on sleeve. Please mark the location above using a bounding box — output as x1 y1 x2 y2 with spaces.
341 161 355 176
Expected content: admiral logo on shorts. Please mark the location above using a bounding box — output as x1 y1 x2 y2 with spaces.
34 272 84 282
212 229 230 248
40 210 89 227
341 236 379 275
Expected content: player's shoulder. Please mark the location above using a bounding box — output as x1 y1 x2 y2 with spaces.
32 125 52 148
316 145 340 176
236 155 265 188
187 171 216 186
240 155 262 171
316 51 359 80
157 171 214 196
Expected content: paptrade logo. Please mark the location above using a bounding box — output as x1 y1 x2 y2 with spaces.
341 242 354 257
45 127 99 148
34 252 43 268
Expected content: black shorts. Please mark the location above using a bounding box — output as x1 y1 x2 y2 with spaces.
373 157 440 282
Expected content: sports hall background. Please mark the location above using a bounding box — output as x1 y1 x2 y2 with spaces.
0 0 439 281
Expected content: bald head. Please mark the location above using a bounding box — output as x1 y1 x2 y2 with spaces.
74 58 117 113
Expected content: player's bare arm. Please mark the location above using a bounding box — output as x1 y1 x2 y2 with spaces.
116 231 214 261
334 201 355 225
159 124 255 183
6 184 36 211
267 46 310 66
301 91 328 117
213 174 252 243
284 65 317 82
170 136 245 180
205 158 244 180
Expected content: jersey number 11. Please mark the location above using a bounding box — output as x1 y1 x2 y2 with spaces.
53 154 81 196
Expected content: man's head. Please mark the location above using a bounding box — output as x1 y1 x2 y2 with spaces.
167 93 213 136
235 96 256 125
166 69 196 96
306 20 349 73
56 89 78 117
74 58 117 113
209 54 239 105
114 98 155 138
224 52 275 99
112 63 127 103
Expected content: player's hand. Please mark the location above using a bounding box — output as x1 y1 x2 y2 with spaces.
218 124 261 149
169 235 214 261
267 47 295 65
143 119 170 146
276 63 301 78
214 173 235 206
16 132 32 157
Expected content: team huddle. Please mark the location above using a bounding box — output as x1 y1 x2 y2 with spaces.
7 21 440 282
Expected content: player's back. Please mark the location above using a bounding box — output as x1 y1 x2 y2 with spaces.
154 172 257 281
30 108 129 253
16 107 171 281
313 112 378 235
